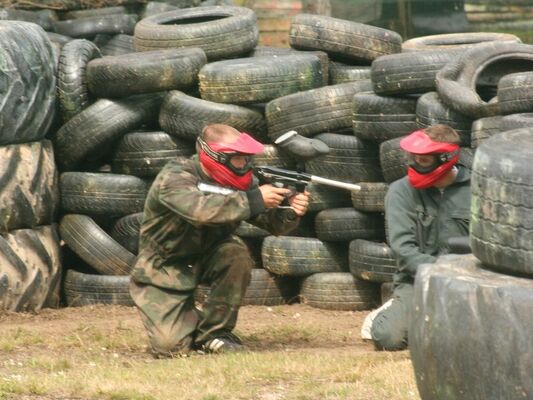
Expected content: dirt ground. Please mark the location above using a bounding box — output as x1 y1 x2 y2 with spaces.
0 303 376 355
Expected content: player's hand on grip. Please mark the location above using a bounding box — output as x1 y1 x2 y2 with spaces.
288 191 310 216
259 184 291 208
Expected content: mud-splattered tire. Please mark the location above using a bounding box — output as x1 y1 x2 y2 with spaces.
134 6 259 60
436 42 533 118
305 133 382 184
111 131 194 177
109 212 143 255
60 214 136 276
262 236 348 277
60 172 148 217
410 254 533 400
350 182 388 213
349 239 397 283
87 48 206 98
289 14 402 62
198 54 323 105
371 48 463 95
0 141 58 233
57 39 101 123
300 272 379 311
53 94 162 171
160 90 268 142
64 270 133 307
195 268 298 306
470 128 533 277
265 80 372 140
0 225 62 312
353 92 418 141
0 21 56 145
315 208 384 242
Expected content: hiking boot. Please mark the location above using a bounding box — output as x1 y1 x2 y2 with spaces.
199 332 244 354
274 130 329 161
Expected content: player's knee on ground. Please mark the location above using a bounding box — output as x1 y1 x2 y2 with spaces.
370 302 408 351
149 330 194 357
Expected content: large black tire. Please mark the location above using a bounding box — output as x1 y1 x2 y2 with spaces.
53 94 162 171
0 21 56 145
60 172 148 217
0 141 58 233
289 14 402 63
305 133 382 184
111 131 194 178
314 208 384 242
353 92 418 141
64 269 133 307
370 48 463 95
53 14 138 38
436 42 533 118
198 54 323 105
470 127 533 277
349 239 397 283
134 6 259 60
416 91 473 146
60 214 136 276
300 272 379 311
194 268 298 306
0 225 62 312
57 39 102 123
410 254 533 400
350 182 388 213
87 48 206 98
265 80 372 140
262 236 348 277
159 90 268 142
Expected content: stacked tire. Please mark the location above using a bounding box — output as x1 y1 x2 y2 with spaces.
0 22 61 312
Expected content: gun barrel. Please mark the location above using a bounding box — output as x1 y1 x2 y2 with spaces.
310 175 361 191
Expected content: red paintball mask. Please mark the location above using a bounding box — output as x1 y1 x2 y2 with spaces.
400 129 460 189
198 133 264 190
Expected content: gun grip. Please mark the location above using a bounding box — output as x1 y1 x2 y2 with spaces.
295 182 306 193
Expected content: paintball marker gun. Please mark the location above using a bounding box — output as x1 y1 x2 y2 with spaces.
255 166 361 202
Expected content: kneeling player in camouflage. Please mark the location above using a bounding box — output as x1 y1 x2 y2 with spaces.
130 124 309 357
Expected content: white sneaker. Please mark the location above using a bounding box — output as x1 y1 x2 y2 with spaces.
361 298 394 340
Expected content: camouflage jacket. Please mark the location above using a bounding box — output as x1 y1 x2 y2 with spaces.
131 155 300 290
385 165 471 284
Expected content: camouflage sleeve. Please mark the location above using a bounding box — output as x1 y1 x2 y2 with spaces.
158 168 253 226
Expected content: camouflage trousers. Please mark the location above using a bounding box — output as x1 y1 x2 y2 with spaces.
129 236 253 357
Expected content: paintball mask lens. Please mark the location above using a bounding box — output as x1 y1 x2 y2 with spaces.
227 154 253 175
406 150 460 174
407 153 442 174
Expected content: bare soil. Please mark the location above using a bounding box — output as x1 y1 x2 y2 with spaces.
0 303 376 355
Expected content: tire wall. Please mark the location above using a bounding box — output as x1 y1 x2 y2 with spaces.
8 3 533 321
